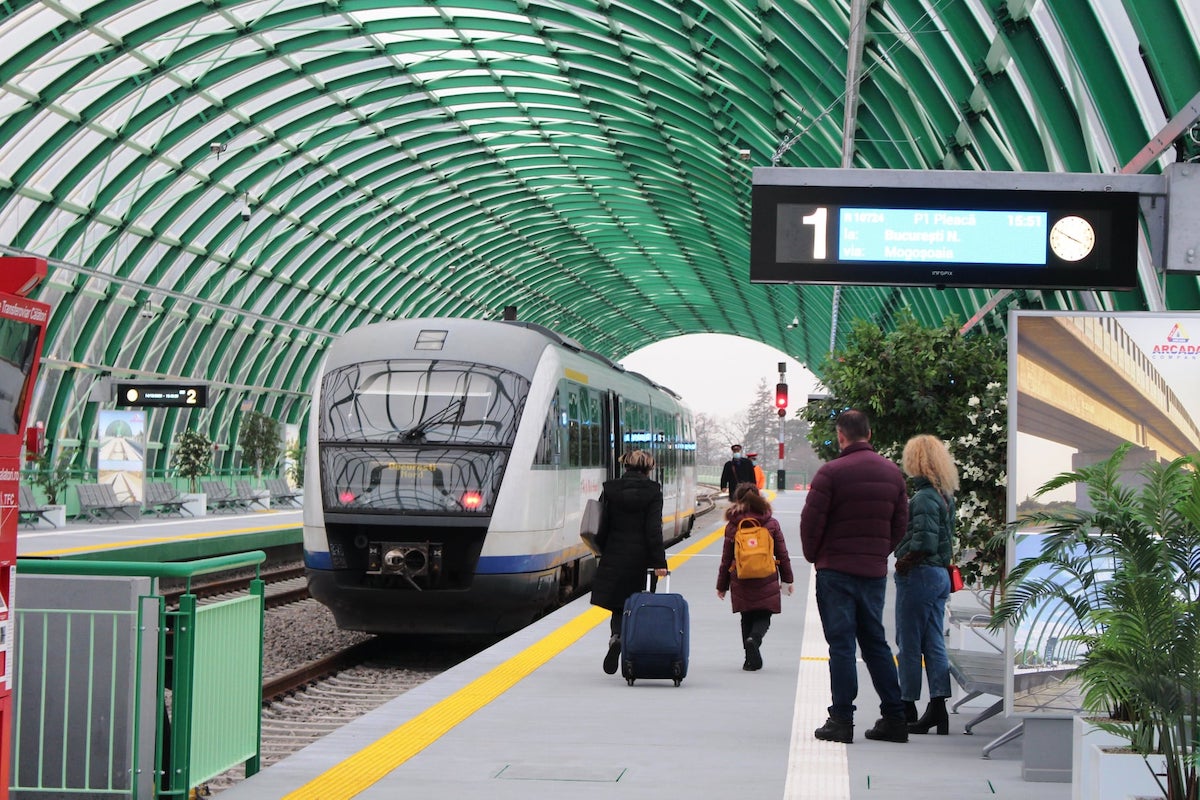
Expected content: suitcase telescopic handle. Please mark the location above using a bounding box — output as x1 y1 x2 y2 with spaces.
646 569 670 593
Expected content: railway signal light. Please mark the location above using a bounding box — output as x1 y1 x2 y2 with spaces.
775 382 788 409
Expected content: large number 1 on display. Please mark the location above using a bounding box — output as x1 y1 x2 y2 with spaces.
801 207 827 259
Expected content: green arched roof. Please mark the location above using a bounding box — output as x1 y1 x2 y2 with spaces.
1 0 1198 462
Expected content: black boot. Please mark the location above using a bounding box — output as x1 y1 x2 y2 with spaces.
814 716 853 743
743 636 762 671
909 696 949 735
864 715 909 743
903 700 918 724
603 634 621 675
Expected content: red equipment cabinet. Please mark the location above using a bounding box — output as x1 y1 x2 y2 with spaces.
0 257 50 799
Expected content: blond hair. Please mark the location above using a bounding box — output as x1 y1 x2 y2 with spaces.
901 435 959 495
622 449 655 472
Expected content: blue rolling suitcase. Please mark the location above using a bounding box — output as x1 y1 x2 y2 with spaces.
620 570 689 686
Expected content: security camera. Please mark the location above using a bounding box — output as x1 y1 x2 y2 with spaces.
241 205 252 221
738 149 751 161
210 142 227 155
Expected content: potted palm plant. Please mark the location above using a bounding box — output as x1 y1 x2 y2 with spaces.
991 442 1200 800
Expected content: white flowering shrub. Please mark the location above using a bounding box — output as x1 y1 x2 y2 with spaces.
802 312 1008 589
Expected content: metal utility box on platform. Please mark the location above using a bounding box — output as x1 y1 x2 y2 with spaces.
12 575 159 799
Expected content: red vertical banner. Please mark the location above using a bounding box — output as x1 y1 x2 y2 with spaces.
0 257 49 800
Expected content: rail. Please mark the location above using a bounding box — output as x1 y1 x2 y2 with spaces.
15 551 267 799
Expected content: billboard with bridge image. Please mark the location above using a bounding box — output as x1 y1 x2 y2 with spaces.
1005 310 1200 717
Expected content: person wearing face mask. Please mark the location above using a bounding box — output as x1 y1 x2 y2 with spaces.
719 444 756 502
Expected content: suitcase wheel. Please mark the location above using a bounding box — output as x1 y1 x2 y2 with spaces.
626 678 635 686
673 678 682 686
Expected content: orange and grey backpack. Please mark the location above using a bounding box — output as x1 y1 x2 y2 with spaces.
732 518 777 580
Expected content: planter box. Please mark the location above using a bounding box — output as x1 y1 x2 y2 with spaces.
181 492 206 518
44 505 66 528
1073 720 1166 800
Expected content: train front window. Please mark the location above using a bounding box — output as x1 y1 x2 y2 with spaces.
321 360 527 446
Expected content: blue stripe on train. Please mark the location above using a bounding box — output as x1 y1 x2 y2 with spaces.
303 546 590 573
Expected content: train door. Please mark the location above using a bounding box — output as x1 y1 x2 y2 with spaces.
601 391 623 481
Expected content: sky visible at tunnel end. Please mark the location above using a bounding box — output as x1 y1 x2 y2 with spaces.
618 333 822 424
623 333 1072 502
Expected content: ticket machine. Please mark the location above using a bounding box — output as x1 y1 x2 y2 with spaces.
0 257 49 798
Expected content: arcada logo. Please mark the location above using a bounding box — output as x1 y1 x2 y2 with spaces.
1152 322 1199 358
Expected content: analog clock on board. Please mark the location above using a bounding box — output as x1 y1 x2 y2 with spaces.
1049 215 1096 262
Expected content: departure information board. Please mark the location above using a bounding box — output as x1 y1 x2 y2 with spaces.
115 383 208 408
751 169 1141 290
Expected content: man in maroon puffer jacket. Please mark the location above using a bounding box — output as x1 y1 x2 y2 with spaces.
800 409 909 744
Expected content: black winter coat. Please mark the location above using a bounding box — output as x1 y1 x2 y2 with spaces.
589 471 667 611
720 457 756 494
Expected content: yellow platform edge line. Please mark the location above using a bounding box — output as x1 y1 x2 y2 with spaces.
284 522 728 800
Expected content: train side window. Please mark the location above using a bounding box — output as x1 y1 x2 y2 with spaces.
535 392 560 466
577 386 592 467
567 388 581 467
587 392 602 467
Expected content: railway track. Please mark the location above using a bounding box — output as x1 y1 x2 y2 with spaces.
162 563 308 608
205 629 485 795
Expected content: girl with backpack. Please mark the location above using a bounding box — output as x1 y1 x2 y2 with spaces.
716 483 794 670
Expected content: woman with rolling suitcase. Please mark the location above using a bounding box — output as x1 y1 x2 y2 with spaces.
589 449 669 676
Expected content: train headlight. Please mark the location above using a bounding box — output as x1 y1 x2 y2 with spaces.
460 491 483 510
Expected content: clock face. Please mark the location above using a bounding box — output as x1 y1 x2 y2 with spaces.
1049 215 1096 262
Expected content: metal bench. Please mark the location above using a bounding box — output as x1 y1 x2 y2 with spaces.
144 482 192 517
266 478 301 508
18 485 57 528
948 614 1025 758
201 480 246 513
76 483 140 523
234 480 270 511
948 647 1006 732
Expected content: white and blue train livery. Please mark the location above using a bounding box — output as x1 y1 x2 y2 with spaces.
303 317 697 635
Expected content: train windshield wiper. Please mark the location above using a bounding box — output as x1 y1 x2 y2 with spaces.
399 398 465 442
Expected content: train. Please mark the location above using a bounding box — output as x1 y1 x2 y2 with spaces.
302 317 698 635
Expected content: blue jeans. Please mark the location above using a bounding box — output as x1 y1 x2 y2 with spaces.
814 569 904 720
894 564 952 701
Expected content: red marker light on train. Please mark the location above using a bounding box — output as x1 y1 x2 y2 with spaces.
461 491 483 510
339 490 356 504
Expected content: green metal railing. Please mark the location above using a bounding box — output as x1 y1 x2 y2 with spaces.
14 553 266 799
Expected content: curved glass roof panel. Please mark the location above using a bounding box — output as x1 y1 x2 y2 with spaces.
0 0 1195 461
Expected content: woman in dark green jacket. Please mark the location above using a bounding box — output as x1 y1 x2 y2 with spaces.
893 435 958 735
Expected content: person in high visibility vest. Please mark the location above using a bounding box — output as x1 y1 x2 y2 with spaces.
748 453 765 490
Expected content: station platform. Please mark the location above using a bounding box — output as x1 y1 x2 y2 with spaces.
215 491 1072 800
17 507 302 561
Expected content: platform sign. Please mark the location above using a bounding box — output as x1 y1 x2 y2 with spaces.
115 382 207 408
751 168 1143 290
0 256 49 800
